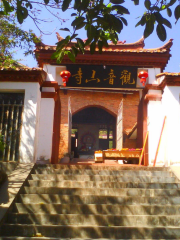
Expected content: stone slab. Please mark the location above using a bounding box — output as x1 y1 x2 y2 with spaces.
0 163 34 223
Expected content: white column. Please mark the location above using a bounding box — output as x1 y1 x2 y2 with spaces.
147 90 165 166
36 98 55 161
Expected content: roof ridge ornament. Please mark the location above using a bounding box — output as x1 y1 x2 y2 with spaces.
56 32 64 42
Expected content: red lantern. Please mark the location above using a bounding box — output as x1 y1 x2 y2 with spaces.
138 71 148 86
60 70 71 87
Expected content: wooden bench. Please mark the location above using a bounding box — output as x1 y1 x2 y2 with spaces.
102 150 142 163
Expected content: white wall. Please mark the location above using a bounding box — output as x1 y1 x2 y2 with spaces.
162 86 180 165
147 85 180 166
0 82 41 163
147 99 165 166
43 64 66 85
36 98 55 161
137 68 161 87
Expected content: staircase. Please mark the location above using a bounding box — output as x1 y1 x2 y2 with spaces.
1 164 180 239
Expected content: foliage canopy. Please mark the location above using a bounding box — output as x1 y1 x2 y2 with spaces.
0 15 40 68
1 0 180 64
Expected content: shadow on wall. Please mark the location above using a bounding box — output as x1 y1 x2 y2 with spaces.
0 179 9 204
20 99 38 163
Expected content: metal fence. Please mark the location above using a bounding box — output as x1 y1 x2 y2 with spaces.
0 93 24 162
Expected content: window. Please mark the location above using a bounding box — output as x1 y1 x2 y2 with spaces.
109 130 113 139
99 129 107 139
71 129 78 137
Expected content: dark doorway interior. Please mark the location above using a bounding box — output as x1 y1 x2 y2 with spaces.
71 107 116 157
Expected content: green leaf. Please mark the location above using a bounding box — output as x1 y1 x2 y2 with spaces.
60 28 70 32
56 39 68 50
62 0 72 11
167 8 172 17
161 5 166 10
132 0 139 5
116 6 130 14
71 34 78 40
72 46 79 57
169 0 177 6
110 0 124 4
56 50 65 63
2 0 14 14
101 37 109 47
135 15 146 27
17 9 24 24
97 17 109 27
98 40 103 53
111 16 123 33
71 13 77 16
21 7 28 19
76 21 86 30
144 0 151 10
81 0 90 9
120 17 128 26
68 51 76 63
44 0 50 4
154 12 164 24
71 17 85 27
107 3 112 8
162 18 172 28
156 23 166 41
86 25 96 42
51 50 60 59
74 0 81 10
151 6 160 11
76 38 85 53
110 32 118 44
90 41 96 54
26 2 33 9
144 18 154 38
65 35 71 41
175 5 180 20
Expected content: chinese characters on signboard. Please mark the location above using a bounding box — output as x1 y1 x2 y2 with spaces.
66 65 137 88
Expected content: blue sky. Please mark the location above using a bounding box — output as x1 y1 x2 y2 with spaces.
16 1 180 73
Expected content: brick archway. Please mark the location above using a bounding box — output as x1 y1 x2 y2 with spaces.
59 90 139 159
71 106 117 156
72 104 117 118
70 91 123 118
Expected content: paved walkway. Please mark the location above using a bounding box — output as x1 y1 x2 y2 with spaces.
0 163 34 222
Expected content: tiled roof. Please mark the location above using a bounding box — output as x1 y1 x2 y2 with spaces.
156 72 180 77
0 67 43 71
0 66 46 84
35 38 173 54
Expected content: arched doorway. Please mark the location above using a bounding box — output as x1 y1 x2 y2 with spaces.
71 107 116 158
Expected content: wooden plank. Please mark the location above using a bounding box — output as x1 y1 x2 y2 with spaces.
102 150 141 161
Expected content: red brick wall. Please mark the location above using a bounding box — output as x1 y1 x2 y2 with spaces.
59 90 140 159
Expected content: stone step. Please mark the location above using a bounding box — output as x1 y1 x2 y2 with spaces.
30 173 178 183
27 180 180 189
6 213 180 227
18 194 180 205
1 239 180 240
22 186 180 196
34 168 173 177
14 202 180 215
2 225 180 238
35 164 169 171
13 203 180 215
0 238 60 240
